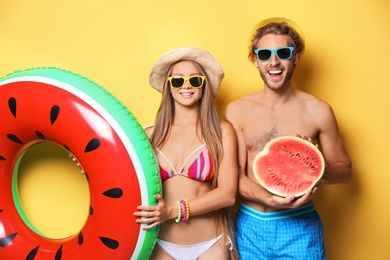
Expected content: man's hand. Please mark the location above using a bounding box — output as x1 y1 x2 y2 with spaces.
269 187 317 209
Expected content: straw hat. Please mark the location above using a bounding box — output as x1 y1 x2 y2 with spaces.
149 47 224 96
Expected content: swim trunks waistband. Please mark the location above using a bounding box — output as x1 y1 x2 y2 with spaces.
239 202 315 221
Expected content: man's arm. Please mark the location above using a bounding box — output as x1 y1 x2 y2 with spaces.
314 101 352 184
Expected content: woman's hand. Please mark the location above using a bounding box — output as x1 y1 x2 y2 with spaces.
134 194 172 230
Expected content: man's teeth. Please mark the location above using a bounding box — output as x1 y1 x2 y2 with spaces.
269 70 282 75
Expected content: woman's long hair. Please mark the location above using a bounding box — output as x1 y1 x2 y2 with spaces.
150 61 239 259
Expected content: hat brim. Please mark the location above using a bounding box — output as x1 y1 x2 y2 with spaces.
149 47 224 97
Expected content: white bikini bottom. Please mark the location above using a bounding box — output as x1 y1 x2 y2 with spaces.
156 234 225 260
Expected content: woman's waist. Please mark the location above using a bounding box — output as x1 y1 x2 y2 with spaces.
158 214 222 244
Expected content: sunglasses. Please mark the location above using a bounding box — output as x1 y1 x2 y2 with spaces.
168 76 205 89
254 47 295 62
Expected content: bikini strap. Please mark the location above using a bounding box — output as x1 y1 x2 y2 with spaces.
156 148 179 175
156 144 206 174
178 144 206 173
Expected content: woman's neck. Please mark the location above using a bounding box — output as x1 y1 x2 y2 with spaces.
173 106 199 126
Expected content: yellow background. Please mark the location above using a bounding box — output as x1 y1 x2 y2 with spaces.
1 0 389 259
16 142 90 239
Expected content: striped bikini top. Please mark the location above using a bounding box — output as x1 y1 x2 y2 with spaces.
156 144 214 182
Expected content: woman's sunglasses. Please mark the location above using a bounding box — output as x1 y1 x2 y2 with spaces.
167 76 205 89
254 47 295 62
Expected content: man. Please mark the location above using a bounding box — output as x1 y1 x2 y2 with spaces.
226 18 352 259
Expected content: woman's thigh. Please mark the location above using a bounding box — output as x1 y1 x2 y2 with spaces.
149 243 174 260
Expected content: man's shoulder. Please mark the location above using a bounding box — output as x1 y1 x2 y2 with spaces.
226 93 263 128
227 92 260 109
296 90 334 120
296 90 331 108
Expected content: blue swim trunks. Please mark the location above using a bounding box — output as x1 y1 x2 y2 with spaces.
235 202 326 260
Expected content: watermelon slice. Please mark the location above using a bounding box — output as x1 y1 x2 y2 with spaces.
253 136 325 197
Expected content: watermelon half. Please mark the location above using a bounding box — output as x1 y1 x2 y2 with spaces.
253 136 325 197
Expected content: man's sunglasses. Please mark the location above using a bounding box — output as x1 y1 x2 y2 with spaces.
168 76 205 89
254 47 295 62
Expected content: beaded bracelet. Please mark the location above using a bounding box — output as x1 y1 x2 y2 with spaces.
180 200 187 222
175 201 181 223
184 199 190 221
180 199 190 222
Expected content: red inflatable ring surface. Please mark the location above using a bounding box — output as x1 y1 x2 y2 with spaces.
0 68 161 259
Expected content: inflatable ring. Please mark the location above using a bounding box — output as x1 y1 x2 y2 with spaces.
0 67 161 259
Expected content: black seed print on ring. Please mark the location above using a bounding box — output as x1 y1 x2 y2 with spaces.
84 138 100 152
99 237 119 250
78 232 84 245
26 245 39 260
103 188 123 198
50 105 60 125
35 131 46 140
7 134 23 144
0 233 17 247
0 155 5 160
55 245 63 260
63 145 70 152
8 97 16 118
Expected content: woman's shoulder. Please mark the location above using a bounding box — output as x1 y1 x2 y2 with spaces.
142 124 155 138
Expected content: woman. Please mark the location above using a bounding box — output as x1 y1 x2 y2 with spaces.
134 47 239 259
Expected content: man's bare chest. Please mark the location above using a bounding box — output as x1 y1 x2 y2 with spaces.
242 113 313 153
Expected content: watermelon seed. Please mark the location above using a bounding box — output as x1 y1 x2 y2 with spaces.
7 134 23 144
99 237 119 250
8 97 17 117
55 245 63 260
50 105 60 125
78 231 84 245
35 131 46 140
0 233 17 247
0 155 6 160
84 138 100 152
26 245 39 260
103 188 123 198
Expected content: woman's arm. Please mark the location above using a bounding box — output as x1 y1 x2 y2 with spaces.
134 121 239 229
